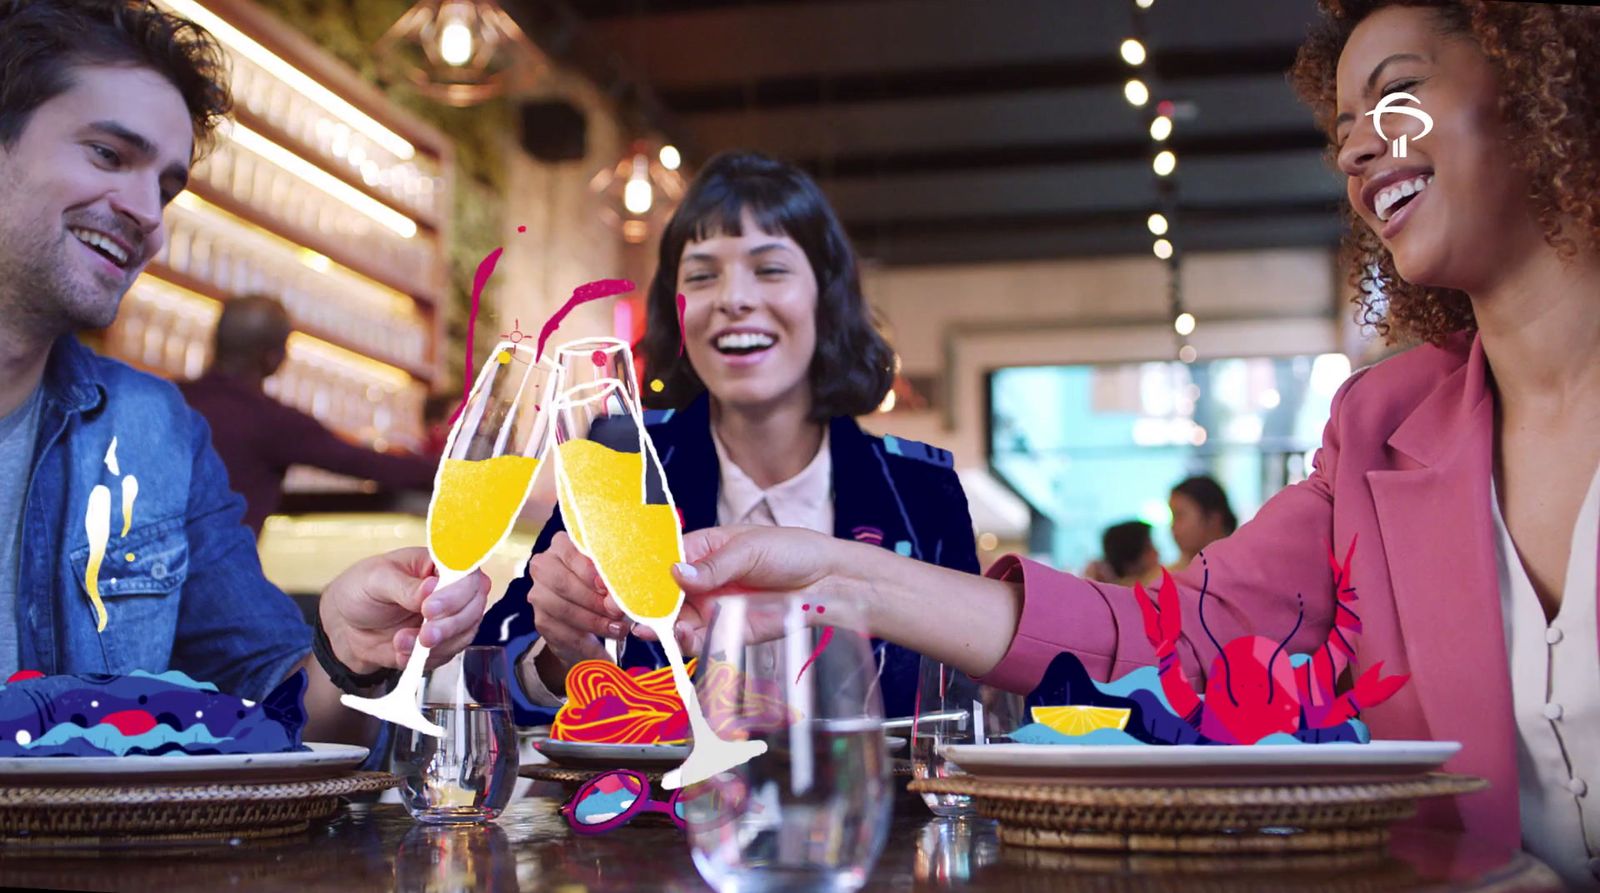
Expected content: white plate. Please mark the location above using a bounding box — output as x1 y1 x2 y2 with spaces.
531 740 690 771
0 742 370 784
940 740 1460 786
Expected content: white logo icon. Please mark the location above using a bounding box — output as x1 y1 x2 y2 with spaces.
1365 92 1433 158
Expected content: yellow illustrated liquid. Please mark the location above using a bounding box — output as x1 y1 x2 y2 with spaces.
558 439 683 621
427 456 541 573
84 484 111 632
121 475 138 537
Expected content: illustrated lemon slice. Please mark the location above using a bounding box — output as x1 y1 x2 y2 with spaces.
1031 705 1132 737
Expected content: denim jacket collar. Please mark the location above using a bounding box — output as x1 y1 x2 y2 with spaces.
41 335 108 417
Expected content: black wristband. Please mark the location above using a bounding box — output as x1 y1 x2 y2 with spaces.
313 611 399 693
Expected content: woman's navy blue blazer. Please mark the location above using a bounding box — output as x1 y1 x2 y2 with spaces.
473 392 980 726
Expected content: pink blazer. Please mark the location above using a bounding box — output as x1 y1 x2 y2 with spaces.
977 332 1598 849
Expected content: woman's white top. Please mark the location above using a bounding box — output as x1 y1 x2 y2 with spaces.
1492 462 1600 888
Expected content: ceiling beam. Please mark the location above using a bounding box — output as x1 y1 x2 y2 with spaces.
658 47 1300 113
788 128 1326 179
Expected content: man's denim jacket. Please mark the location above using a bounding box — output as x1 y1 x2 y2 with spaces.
14 336 309 700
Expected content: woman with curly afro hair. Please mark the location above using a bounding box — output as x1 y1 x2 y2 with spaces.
657 1 1600 872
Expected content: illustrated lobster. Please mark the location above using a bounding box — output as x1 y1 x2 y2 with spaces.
1133 536 1409 745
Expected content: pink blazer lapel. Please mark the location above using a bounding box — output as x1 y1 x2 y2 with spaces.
1366 338 1515 807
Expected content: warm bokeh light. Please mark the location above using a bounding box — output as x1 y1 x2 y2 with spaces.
1150 115 1173 141
438 21 474 66
1179 344 1198 364
1124 79 1150 107
1153 238 1173 260
659 145 682 171
1120 39 1146 66
1147 213 1168 235
160 0 415 160
1153 149 1177 176
1175 312 1196 336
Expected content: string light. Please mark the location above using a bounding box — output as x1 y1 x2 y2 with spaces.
1124 79 1150 107
1150 115 1173 141
1175 312 1196 335
1137 0 1154 7
1153 238 1174 260
1179 344 1198 363
659 145 681 171
1120 39 1146 66
1147 213 1168 235
1153 150 1177 176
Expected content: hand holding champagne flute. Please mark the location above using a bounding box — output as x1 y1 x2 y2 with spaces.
551 377 766 788
341 342 557 737
552 336 643 661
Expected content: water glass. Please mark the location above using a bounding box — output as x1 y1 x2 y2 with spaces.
683 592 891 893
393 646 520 824
911 657 1024 817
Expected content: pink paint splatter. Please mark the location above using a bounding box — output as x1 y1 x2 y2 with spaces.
534 279 637 361
450 247 505 424
794 602 834 683
796 628 834 684
675 293 687 356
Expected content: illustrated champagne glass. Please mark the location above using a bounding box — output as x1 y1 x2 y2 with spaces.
341 342 558 736
550 377 766 788
552 337 640 661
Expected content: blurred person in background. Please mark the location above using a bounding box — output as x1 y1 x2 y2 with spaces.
1168 475 1238 570
1101 520 1164 588
179 294 437 537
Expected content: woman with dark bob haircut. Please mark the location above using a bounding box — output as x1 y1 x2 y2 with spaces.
657 3 1600 875
477 151 980 723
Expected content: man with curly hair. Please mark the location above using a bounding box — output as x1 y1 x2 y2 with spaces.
650 1 1600 876
0 0 489 747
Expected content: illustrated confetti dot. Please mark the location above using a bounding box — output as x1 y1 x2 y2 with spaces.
801 603 810 611
517 225 527 233
591 350 607 367
497 350 512 365
815 605 825 615
124 552 135 562
649 379 664 393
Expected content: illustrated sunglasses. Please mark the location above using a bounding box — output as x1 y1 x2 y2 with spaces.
560 769 760 835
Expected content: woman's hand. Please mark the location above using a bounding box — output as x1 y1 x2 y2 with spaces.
658 525 860 652
524 532 628 669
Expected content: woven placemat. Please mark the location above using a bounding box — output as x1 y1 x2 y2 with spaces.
0 771 397 844
520 764 665 784
907 772 1483 854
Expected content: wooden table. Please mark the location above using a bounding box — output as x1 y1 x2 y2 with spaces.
0 790 1562 892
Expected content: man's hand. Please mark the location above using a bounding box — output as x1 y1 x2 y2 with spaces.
319 547 490 674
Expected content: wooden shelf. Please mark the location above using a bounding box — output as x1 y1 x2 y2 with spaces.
187 179 445 310
145 260 435 383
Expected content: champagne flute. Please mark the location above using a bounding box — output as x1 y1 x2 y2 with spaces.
340 342 558 737
552 336 640 661
550 378 766 788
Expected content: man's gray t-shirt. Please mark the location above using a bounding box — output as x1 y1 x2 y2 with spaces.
0 386 43 678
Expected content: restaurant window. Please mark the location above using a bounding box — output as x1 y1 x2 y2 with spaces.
988 353 1352 572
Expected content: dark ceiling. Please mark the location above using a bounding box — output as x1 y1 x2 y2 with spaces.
507 0 1344 266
